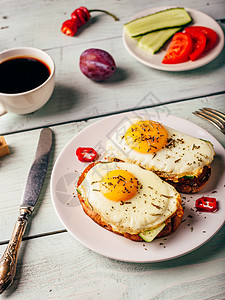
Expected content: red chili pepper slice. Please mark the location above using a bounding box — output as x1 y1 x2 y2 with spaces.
76 147 97 162
195 197 218 212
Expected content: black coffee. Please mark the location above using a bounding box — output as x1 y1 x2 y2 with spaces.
0 57 50 94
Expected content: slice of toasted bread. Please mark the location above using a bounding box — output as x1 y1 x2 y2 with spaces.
77 162 184 242
165 165 211 194
0 136 9 157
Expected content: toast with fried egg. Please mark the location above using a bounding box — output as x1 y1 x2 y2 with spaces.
105 119 215 194
77 162 184 242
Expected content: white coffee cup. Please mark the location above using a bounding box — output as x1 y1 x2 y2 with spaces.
0 47 55 115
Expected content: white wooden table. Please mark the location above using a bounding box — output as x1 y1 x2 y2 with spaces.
0 0 225 299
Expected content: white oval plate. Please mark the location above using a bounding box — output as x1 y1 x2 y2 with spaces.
123 7 225 71
50 111 225 262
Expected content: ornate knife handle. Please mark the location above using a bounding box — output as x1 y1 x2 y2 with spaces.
0 207 32 294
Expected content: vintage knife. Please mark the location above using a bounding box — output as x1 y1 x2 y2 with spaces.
0 128 52 294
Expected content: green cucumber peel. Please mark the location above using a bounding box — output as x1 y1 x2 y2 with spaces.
200 138 209 142
76 188 82 195
182 175 194 179
200 138 211 144
124 7 192 37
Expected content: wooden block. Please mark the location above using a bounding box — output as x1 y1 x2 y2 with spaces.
0 136 10 157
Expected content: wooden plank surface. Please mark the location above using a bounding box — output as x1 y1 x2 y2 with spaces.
0 0 225 134
0 227 224 299
1 0 225 50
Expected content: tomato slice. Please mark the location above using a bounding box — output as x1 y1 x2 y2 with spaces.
186 31 207 61
185 26 217 52
162 33 193 64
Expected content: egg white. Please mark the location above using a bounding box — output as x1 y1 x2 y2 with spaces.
106 118 215 180
78 162 181 235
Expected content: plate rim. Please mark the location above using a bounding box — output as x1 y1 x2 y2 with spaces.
50 111 225 263
122 6 225 71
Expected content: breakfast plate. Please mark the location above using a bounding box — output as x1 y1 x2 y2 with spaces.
123 7 225 71
50 111 225 262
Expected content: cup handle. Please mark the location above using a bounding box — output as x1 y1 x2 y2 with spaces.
0 101 7 116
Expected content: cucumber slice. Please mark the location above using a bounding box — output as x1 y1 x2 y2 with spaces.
124 8 192 37
139 223 165 242
138 27 183 54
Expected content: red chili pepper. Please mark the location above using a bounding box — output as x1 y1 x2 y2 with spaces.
195 197 218 212
76 147 97 162
61 19 79 36
71 6 90 25
61 7 119 37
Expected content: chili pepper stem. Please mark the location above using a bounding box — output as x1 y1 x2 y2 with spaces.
89 9 119 21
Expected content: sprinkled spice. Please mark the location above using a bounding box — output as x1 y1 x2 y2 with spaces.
175 158 181 163
160 194 173 199
192 144 200 150
152 203 162 210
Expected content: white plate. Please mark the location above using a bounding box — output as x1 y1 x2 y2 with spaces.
50 111 225 262
123 7 225 71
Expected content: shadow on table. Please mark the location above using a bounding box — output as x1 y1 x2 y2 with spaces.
186 44 225 74
101 67 130 84
36 84 80 116
32 69 130 120
155 224 225 268
115 224 225 270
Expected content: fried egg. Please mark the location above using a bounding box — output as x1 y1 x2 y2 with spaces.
106 118 215 180
78 162 181 235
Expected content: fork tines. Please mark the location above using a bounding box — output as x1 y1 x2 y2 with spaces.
193 107 225 134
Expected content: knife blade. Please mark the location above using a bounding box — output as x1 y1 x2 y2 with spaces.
0 128 53 294
21 127 52 209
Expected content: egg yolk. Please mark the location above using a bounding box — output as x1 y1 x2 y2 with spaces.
125 120 168 154
100 169 139 202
